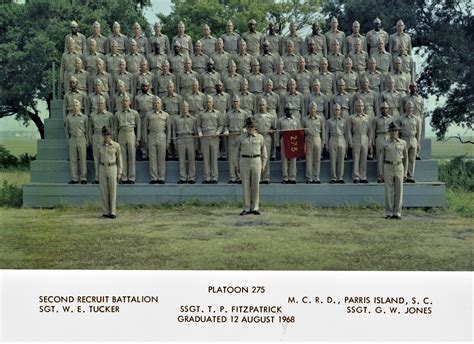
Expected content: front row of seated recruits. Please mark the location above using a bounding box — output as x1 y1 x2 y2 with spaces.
65 80 421 185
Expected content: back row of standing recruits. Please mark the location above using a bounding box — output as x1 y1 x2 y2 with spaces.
63 16 422 186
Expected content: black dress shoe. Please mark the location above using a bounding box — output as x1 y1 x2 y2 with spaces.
188 180 195 184
251 210 261 215
312 180 321 184
100 214 109 219
177 180 186 184
407 178 416 183
109 214 117 219
210 180 218 184
157 180 165 184
377 179 383 183
228 180 235 184
338 180 345 184
262 181 269 184
68 180 79 184
236 180 242 184
128 180 135 184
149 180 156 184
281 180 288 184
360 179 369 184
391 215 402 220
416 156 421 160
202 180 209 184
353 179 360 184
93 180 100 184
289 180 296 184
240 210 249 215
330 180 336 184
385 215 392 219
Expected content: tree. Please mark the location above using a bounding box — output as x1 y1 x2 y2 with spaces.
157 0 321 42
321 0 473 140
0 0 151 139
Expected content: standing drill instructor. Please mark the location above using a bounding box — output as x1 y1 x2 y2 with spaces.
237 117 268 215
98 127 122 219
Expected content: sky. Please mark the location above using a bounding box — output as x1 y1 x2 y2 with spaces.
1 0 471 140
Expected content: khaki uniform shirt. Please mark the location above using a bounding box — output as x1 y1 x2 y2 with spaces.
331 92 352 113
234 52 252 76
367 70 383 92
185 91 207 116
99 140 122 175
282 52 300 78
388 71 410 93
283 91 304 116
304 52 324 74
270 71 291 95
105 52 123 76
84 52 105 74
65 33 87 54
247 72 265 94
88 92 110 113
147 52 168 74
72 69 89 93
353 89 378 116
134 92 154 116
257 53 276 74
347 113 371 145
148 33 170 56
113 92 131 113
398 114 421 144
89 110 114 137
173 113 196 137
144 110 171 144
66 113 88 139
129 35 148 55
87 34 107 55
341 71 359 94
303 115 326 143
221 32 240 54
319 71 336 96
222 73 243 97
241 31 263 56
89 71 112 94
239 92 257 115
345 34 367 55
191 52 209 75
237 132 268 167
172 34 194 57
200 71 222 94
277 116 301 142
107 33 128 54
402 94 424 118
327 52 345 73
155 72 176 95
134 71 154 93
125 52 144 74
254 112 276 135
211 51 233 74
379 138 408 175
305 34 327 56
349 51 369 73
200 35 217 56
372 50 392 74
325 30 346 52
258 92 280 117
380 90 403 115
113 71 134 96
325 117 346 144
262 33 282 56
305 93 329 118
169 53 186 75
283 34 304 55
371 114 392 144
197 109 224 135
226 109 249 133
212 92 231 114
115 109 141 139
64 90 88 116
162 93 183 117
366 29 389 56
179 70 200 96
389 32 412 56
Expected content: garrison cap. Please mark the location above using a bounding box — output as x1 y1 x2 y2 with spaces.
70 20 79 27
232 94 240 102
388 122 399 131
248 19 257 25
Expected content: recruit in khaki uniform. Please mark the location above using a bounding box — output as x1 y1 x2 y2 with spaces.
197 95 224 183
225 95 249 183
371 102 393 183
304 101 326 183
89 96 114 184
65 100 89 184
236 117 268 215
379 122 408 219
173 101 196 184
144 97 171 184
115 96 140 184
326 103 347 183
347 100 372 183
397 101 421 183
98 127 122 219
277 104 301 184
254 99 276 183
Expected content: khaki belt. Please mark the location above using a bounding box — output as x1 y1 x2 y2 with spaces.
100 162 116 166
384 160 402 166
242 154 260 158
120 127 135 132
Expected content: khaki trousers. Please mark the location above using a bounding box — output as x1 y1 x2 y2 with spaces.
407 138 417 179
92 134 103 181
68 136 87 181
281 139 297 181
228 134 240 181
201 136 219 181
177 137 196 181
329 137 346 180
240 157 262 211
384 163 404 216
118 129 136 181
261 134 272 182
99 164 117 215
148 134 167 181
140 113 147 158
305 136 322 181
352 135 369 180
375 134 389 176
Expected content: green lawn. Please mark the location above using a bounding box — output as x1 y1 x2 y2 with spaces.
0 201 471 270
0 138 37 157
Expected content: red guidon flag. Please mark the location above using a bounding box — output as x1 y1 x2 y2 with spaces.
282 129 306 159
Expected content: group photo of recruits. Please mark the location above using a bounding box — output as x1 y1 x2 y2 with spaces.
61 16 423 219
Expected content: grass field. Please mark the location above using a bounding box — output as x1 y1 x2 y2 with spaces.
0 202 471 270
